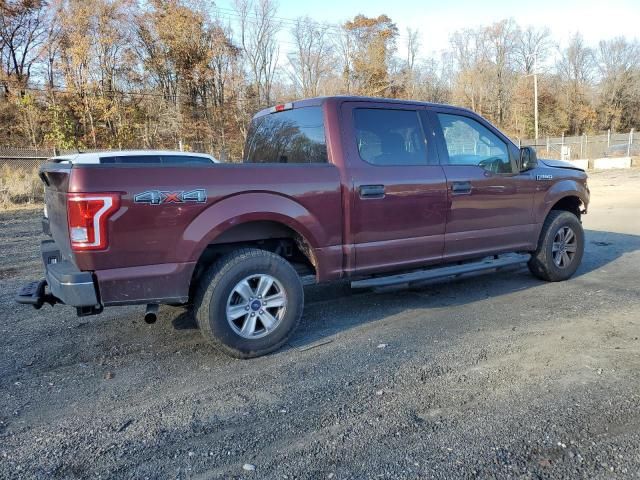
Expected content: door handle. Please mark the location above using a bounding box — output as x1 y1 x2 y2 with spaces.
359 184 385 199
451 181 472 195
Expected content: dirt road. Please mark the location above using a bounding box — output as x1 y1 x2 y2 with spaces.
1 169 639 479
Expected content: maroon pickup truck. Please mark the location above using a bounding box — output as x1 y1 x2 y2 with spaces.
17 96 589 358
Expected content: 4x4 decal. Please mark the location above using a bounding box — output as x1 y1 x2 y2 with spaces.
134 189 207 205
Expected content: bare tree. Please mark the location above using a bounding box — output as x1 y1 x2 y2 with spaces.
450 27 488 72
234 0 280 105
557 33 595 85
56 0 92 145
337 28 353 93
449 19 519 126
406 27 419 73
449 27 491 114
514 26 552 74
596 37 640 131
288 16 333 97
208 23 240 107
412 56 451 104
43 1 61 93
485 19 519 125
0 0 48 95
400 27 420 97
557 33 596 134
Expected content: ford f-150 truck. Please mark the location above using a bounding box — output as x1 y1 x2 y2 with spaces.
17 96 589 358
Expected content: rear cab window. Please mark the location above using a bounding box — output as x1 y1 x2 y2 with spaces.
99 155 212 164
244 106 327 164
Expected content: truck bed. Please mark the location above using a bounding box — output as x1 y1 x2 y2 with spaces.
40 162 343 305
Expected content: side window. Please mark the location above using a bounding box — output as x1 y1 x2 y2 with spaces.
353 108 430 166
244 106 327 164
437 113 513 173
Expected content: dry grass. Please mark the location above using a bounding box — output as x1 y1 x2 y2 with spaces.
0 165 44 210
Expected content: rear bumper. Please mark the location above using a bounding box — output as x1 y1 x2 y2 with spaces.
17 239 195 310
17 237 195 310
46 260 99 307
16 240 99 309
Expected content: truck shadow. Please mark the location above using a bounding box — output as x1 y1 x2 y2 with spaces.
576 229 640 276
169 229 639 351
284 229 640 351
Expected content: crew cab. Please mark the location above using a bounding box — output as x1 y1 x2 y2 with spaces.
17 97 589 358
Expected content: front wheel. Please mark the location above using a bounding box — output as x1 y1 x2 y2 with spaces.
528 210 584 282
194 248 304 358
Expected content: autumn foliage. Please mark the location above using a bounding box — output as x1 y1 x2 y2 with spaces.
0 0 639 160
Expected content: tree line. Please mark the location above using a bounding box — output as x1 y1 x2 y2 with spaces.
1 0 639 160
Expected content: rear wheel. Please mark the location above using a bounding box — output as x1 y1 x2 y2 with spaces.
528 210 584 282
194 248 304 358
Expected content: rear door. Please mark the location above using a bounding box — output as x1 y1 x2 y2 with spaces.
430 109 537 260
341 101 448 275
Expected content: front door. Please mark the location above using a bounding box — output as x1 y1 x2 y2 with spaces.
341 102 448 275
431 110 537 260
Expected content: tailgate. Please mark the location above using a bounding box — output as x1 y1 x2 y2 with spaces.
40 163 74 261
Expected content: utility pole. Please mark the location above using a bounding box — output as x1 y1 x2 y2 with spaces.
525 51 540 141
533 51 539 141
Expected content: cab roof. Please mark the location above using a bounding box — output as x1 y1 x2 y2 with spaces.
253 95 472 119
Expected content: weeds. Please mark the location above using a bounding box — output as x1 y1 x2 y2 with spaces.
0 165 43 209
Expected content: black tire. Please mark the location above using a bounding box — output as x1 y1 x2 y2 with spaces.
193 248 304 358
528 210 584 282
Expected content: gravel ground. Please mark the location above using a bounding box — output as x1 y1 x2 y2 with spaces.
1 169 639 479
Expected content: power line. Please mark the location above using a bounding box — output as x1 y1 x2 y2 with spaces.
215 6 345 33
212 8 413 61
1 80 288 105
206 12 317 49
212 6 413 42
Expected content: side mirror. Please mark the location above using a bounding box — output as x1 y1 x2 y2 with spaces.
519 146 538 171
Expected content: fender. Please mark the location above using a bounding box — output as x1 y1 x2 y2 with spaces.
181 192 328 263
536 178 590 223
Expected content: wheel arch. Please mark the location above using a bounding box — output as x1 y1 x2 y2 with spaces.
549 195 583 219
193 218 318 270
183 193 325 256
183 193 324 301
538 179 589 223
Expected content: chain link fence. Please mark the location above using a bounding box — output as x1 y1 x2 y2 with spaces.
518 130 637 161
0 147 56 171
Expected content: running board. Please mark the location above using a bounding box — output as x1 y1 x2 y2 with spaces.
350 253 531 289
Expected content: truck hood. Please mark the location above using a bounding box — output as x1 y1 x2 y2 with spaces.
539 158 585 172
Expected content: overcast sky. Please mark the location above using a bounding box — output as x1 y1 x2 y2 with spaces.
215 0 640 61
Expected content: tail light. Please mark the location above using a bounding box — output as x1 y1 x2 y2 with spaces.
67 193 120 251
